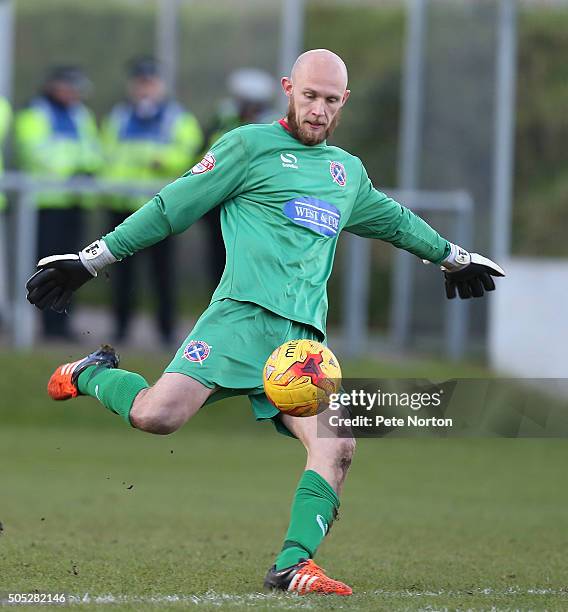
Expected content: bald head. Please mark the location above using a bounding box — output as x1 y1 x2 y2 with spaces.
290 49 348 90
282 49 350 145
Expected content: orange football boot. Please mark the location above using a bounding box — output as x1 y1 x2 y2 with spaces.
264 559 352 595
47 344 119 400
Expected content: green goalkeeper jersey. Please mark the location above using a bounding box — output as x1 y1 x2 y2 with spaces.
103 120 450 336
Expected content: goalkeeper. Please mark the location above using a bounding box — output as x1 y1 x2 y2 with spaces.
26 49 504 596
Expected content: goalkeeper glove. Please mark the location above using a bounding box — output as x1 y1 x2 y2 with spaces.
26 240 117 313
440 244 505 299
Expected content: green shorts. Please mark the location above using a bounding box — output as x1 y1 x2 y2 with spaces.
164 298 324 436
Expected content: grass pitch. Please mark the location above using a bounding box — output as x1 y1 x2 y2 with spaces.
1 350 567 611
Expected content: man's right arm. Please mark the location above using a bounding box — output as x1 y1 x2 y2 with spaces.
26 129 250 312
103 129 249 259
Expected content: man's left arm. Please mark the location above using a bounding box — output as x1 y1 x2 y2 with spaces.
344 164 505 299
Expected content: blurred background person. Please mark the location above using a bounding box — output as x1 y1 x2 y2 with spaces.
0 96 11 328
0 95 11 208
14 66 101 341
101 57 203 347
205 68 278 144
202 68 278 288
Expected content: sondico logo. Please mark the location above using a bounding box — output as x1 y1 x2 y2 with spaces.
280 153 298 169
316 514 328 536
83 240 102 259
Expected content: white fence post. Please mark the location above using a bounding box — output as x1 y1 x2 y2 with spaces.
14 189 38 348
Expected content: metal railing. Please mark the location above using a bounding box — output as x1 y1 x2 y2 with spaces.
0 171 166 348
342 190 473 360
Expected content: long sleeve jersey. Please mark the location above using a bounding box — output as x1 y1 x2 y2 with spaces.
103 120 450 336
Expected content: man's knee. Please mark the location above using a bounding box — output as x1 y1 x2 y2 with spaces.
333 437 356 474
130 406 181 435
129 373 214 435
130 394 194 435
310 436 356 473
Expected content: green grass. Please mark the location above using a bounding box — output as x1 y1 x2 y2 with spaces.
1 351 567 611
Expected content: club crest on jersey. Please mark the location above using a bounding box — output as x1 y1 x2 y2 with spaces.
330 161 347 186
183 340 211 363
283 196 340 237
190 152 216 175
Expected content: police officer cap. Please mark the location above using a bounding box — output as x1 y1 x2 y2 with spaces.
128 57 161 79
228 68 276 104
46 65 90 90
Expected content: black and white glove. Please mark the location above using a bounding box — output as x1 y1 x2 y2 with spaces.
26 240 117 313
440 244 505 299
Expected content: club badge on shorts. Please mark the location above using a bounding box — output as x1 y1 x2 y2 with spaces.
183 340 211 364
330 161 347 187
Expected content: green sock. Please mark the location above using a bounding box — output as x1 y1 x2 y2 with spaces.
275 469 340 570
77 365 149 426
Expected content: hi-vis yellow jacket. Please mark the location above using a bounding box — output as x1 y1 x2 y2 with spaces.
101 100 203 212
0 97 12 210
14 97 102 208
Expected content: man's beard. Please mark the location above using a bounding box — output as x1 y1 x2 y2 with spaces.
286 97 341 146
